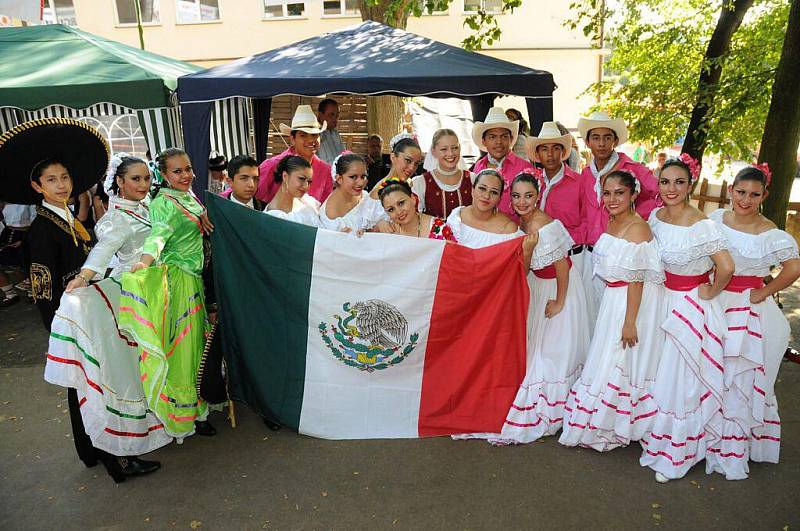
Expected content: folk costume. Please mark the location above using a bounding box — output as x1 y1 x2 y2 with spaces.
45 194 172 456
706 209 798 479
446 206 524 249
559 233 665 450
639 210 729 480
410 170 473 220
265 195 321 227
319 190 386 233
119 187 211 439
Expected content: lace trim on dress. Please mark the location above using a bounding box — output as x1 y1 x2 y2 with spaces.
531 221 574 271
659 238 729 266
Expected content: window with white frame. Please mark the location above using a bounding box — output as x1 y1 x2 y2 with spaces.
463 0 502 14
263 1 306 18
322 0 359 16
176 0 220 23
42 0 77 26
115 0 160 25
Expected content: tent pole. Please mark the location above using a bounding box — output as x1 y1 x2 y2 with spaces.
525 97 554 137
180 101 214 201
252 98 273 163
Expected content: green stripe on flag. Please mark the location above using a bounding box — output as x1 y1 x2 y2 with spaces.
207 194 317 430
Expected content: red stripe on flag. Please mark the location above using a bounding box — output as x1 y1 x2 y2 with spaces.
418 237 529 437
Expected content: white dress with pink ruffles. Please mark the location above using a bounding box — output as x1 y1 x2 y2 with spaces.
639 210 729 480
559 233 665 451
705 209 798 479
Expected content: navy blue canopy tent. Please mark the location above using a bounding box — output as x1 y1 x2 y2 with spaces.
178 21 556 194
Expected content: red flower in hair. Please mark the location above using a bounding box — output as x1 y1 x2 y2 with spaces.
678 153 701 179
753 162 772 186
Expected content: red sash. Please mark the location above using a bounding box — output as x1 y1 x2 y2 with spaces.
533 257 572 279
724 275 765 293
605 280 629 288
664 271 710 291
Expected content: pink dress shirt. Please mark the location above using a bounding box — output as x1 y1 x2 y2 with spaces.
581 152 659 245
472 151 534 219
256 148 333 204
540 163 591 246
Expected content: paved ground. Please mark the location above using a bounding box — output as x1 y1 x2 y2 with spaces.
1 292 799 530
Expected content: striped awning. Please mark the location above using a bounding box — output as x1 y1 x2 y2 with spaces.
210 97 252 159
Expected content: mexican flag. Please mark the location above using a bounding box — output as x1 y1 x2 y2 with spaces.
207 195 529 440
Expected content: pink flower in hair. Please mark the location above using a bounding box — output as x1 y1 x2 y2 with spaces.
678 153 701 180
753 162 772 186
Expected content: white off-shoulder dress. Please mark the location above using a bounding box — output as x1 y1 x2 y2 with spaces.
559 233 665 450
446 206 525 249
318 191 387 232
265 195 320 227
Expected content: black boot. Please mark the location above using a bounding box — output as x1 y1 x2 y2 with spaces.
67 389 98 467
194 420 216 436
103 456 161 484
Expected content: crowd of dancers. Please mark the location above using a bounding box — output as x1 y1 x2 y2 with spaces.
0 98 796 485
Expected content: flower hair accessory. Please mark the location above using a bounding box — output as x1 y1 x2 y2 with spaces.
753 162 772 186
330 150 354 181
104 152 131 196
678 153 701 180
518 167 546 195
389 132 417 151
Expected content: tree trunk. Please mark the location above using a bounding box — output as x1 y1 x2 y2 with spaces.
760 0 800 229
359 1 410 152
681 0 754 161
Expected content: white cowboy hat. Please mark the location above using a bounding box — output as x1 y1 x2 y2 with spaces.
525 121 572 162
577 111 628 146
471 107 519 151
279 104 328 136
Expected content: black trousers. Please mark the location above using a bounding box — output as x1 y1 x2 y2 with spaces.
67 388 112 465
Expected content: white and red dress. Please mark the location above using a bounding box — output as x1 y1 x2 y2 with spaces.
559 233 665 450
705 209 798 479
446 206 524 249
639 211 729 479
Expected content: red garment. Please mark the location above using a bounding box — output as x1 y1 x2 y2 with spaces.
581 152 659 245
255 148 333 204
428 217 457 242
421 171 473 219
540 164 592 246
472 151 534 219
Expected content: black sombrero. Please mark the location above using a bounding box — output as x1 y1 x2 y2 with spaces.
0 117 110 205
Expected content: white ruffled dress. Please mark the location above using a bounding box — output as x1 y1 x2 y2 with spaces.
490 220 591 443
44 196 172 455
639 211 729 479
265 195 321 227
318 191 387 232
446 206 525 249
559 234 665 450
705 209 798 479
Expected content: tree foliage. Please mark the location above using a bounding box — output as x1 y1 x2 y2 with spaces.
359 0 521 49
568 0 789 160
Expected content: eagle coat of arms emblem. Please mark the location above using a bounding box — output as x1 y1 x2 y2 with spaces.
319 300 419 372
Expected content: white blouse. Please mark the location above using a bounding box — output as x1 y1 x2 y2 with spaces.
530 219 574 271
649 208 728 275
83 196 151 277
446 206 525 249
710 209 799 276
319 191 387 232
265 196 320 227
592 233 665 284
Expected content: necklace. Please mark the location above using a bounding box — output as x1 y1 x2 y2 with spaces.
436 167 459 177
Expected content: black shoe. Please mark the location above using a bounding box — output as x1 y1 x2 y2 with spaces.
194 420 216 436
103 456 161 484
80 454 98 468
0 291 19 307
263 418 282 431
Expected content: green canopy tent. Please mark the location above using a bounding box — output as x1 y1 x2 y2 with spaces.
0 24 249 158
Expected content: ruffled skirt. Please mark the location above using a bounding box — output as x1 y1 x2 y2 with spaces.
44 277 172 455
559 281 665 451
639 287 727 479
119 265 210 439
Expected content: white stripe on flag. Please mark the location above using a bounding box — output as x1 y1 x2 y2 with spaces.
299 230 446 440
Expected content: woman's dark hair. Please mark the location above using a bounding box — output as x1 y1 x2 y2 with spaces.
377 179 413 204
605 170 638 194
273 155 310 183
151 147 188 197
110 156 148 195
30 157 69 184
733 166 768 188
472 168 505 196
391 137 421 156
506 108 529 136
511 171 540 194
660 158 693 181
334 153 366 177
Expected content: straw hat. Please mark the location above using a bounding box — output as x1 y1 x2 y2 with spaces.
577 111 628 145
525 121 572 162
279 104 328 136
471 107 518 151
0 117 110 204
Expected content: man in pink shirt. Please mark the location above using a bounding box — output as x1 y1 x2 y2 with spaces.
471 107 534 218
256 104 333 204
577 111 659 305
